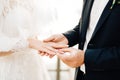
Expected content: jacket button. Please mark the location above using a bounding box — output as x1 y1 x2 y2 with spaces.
88 44 94 48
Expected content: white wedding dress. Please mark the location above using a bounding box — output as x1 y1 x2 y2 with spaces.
0 0 56 80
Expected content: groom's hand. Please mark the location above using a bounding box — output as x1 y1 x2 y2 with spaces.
56 48 84 68
43 34 69 58
44 34 68 45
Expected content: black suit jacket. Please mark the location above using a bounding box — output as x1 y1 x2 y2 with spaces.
63 0 120 80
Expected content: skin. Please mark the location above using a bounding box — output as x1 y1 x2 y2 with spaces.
29 34 85 67
0 51 13 56
57 47 84 68
44 34 85 67
28 37 68 58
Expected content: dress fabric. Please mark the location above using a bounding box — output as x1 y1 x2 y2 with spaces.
0 0 56 80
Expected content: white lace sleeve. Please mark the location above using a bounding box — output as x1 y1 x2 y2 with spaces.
0 33 18 51
11 38 29 52
0 33 29 52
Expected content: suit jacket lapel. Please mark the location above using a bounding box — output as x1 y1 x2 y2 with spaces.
91 0 113 39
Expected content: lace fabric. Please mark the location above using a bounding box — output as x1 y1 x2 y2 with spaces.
0 0 55 79
11 39 29 52
0 0 57 52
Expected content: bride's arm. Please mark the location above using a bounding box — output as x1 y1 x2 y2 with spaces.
0 51 13 56
0 32 28 56
0 38 28 56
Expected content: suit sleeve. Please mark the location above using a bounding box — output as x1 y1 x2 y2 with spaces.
62 21 80 47
84 46 120 71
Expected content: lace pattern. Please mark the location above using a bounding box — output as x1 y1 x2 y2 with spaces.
11 39 29 52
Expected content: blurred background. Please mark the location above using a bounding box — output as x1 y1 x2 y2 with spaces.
37 0 83 80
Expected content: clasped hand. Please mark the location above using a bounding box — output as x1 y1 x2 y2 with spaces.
28 34 84 68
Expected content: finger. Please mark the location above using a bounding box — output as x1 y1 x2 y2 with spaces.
39 51 48 56
44 43 66 54
44 53 49 56
50 43 69 49
45 45 58 53
59 48 71 52
39 52 46 56
57 50 65 54
40 47 56 55
49 54 55 58
39 51 49 56
43 53 50 56
44 52 49 56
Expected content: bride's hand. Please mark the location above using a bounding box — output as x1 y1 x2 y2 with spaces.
28 38 56 56
28 39 68 58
